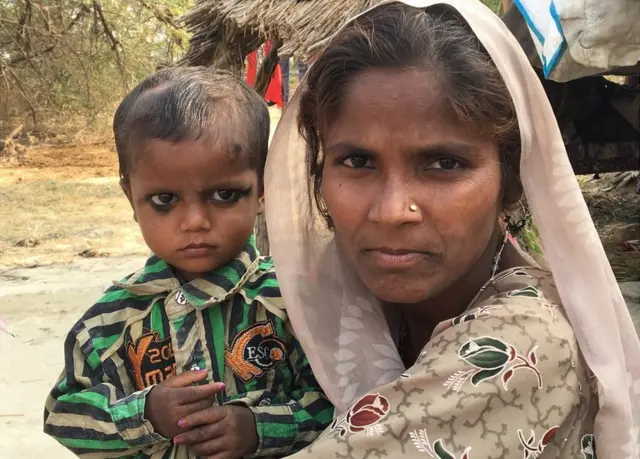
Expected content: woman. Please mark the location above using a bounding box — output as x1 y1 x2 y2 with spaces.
265 1 640 458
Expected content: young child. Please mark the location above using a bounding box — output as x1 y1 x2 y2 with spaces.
43 67 334 459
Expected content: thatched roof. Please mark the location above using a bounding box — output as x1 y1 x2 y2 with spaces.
179 0 381 67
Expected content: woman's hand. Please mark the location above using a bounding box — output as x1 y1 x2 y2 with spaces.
173 405 259 459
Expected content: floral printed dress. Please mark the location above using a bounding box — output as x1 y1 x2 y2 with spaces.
287 267 598 459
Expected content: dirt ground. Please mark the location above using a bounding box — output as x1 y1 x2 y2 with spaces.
0 256 145 458
0 104 638 457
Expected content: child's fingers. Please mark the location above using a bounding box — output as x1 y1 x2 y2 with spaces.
177 382 226 404
174 419 225 445
164 370 209 388
178 398 214 417
177 406 228 429
187 437 228 456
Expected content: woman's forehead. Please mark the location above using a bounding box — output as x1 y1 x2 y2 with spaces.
342 69 443 109
324 69 491 148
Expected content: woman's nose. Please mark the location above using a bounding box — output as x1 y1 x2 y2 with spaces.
180 203 212 232
367 179 423 226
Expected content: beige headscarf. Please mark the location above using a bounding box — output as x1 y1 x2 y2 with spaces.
264 1 640 457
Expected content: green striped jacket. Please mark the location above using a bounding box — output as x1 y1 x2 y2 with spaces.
43 238 334 458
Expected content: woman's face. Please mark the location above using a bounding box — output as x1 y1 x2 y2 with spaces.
321 69 504 305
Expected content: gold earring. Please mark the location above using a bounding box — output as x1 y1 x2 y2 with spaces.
409 204 418 212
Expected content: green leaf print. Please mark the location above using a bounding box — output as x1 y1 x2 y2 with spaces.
470 368 503 386
434 440 456 459
459 337 511 370
471 337 508 351
455 337 543 392
465 349 510 370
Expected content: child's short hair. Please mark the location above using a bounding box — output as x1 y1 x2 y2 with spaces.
113 66 269 184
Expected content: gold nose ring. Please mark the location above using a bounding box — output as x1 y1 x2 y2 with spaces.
409 204 418 212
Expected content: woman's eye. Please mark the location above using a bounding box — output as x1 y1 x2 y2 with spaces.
150 193 178 207
426 158 462 170
342 156 373 169
211 190 240 203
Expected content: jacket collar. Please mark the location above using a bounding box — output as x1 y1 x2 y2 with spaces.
114 235 260 308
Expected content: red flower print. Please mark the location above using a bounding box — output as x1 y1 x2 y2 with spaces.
541 427 558 446
346 393 390 432
331 393 391 436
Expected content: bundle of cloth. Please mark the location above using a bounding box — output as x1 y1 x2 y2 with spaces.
510 0 640 82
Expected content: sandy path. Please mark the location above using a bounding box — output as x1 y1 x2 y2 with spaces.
0 256 145 458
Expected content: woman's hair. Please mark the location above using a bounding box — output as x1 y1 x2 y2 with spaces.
298 3 522 225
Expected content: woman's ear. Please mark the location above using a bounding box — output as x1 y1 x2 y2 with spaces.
502 172 523 209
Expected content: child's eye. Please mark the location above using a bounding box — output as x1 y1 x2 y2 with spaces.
425 158 462 171
150 193 178 207
342 155 374 169
211 190 241 203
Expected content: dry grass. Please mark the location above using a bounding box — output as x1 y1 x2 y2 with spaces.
180 0 382 65
0 145 147 270
0 175 147 269
180 0 505 67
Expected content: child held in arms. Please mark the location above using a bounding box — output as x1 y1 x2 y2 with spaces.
44 67 334 459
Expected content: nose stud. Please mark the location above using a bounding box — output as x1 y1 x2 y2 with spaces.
409 204 418 212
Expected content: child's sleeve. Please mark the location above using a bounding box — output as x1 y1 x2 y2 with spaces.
227 321 335 457
43 318 169 458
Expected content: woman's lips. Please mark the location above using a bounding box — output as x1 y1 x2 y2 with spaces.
361 248 438 269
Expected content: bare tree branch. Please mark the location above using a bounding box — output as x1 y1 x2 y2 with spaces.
0 62 38 125
4 5 89 65
92 1 125 75
0 0 191 136
136 0 178 28
16 0 33 52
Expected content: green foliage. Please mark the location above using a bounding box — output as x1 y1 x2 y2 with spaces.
516 217 543 255
0 0 191 136
481 0 503 13
1 0 506 137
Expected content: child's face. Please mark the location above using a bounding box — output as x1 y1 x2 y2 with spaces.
122 137 263 281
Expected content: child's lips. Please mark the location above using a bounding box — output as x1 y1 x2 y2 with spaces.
179 243 217 257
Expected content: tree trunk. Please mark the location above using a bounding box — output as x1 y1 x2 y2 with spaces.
252 38 282 255
254 38 281 96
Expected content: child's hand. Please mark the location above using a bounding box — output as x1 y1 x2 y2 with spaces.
145 370 226 439
172 405 259 459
